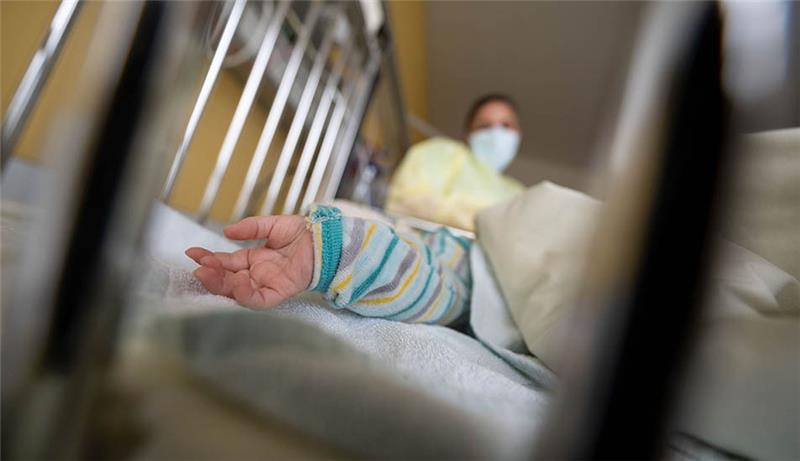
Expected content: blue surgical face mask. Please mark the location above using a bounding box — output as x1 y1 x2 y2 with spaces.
468 126 520 172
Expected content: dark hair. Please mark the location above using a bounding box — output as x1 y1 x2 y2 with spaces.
464 93 519 131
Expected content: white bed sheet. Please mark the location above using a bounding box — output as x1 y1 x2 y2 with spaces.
0 200 745 459
128 202 740 460
134 203 549 459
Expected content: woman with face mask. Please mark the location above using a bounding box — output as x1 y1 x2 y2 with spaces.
385 94 525 231
465 94 523 172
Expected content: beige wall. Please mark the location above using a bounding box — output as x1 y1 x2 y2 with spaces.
387 0 428 123
424 2 642 188
385 1 428 145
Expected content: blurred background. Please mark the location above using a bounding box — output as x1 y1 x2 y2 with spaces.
4 1 798 205
396 1 643 190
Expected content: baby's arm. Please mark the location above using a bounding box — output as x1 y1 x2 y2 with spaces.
187 205 471 326
308 205 471 325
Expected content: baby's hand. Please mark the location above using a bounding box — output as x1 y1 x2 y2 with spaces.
185 215 313 309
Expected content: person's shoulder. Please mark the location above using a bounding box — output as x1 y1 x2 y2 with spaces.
499 174 525 192
406 137 472 162
461 153 525 193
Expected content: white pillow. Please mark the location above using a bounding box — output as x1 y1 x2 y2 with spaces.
475 181 601 370
725 128 800 280
475 180 799 460
709 240 799 318
679 316 799 461
468 243 527 354
474 180 798 367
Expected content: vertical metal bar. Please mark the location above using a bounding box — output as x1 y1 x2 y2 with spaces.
196 0 291 222
230 1 323 221
319 53 381 201
282 41 354 214
161 0 246 201
300 64 360 212
2 0 143 422
1 0 82 170
258 19 336 216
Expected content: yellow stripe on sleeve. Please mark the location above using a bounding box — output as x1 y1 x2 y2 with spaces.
359 223 377 253
333 273 353 292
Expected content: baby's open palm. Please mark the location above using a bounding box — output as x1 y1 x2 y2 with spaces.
186 215 313 309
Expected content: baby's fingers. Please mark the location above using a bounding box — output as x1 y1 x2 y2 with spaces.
193 266 265 308
207 248 252 272
198 255 223 269
185 247 212 264
194 263 247 297
193 266 228 296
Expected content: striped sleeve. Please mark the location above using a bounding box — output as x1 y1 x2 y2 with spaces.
307 205 472 326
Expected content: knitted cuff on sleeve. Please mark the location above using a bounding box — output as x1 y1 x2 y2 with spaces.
307 205 343 292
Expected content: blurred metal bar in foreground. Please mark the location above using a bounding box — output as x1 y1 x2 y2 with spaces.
536 3 730 459
161 0 247 201
3 1 203 458
1 0 82 171
231 1 323 222
197 0 291 222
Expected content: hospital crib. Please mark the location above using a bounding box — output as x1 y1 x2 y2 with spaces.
1 1 797 459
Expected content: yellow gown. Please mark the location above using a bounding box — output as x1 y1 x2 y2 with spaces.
386 137 523 231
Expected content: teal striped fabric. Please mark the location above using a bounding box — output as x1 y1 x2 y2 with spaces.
307 205 472 326
308 205 343 293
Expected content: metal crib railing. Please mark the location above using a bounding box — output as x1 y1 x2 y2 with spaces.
2 0 404 224
159 0 392 224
